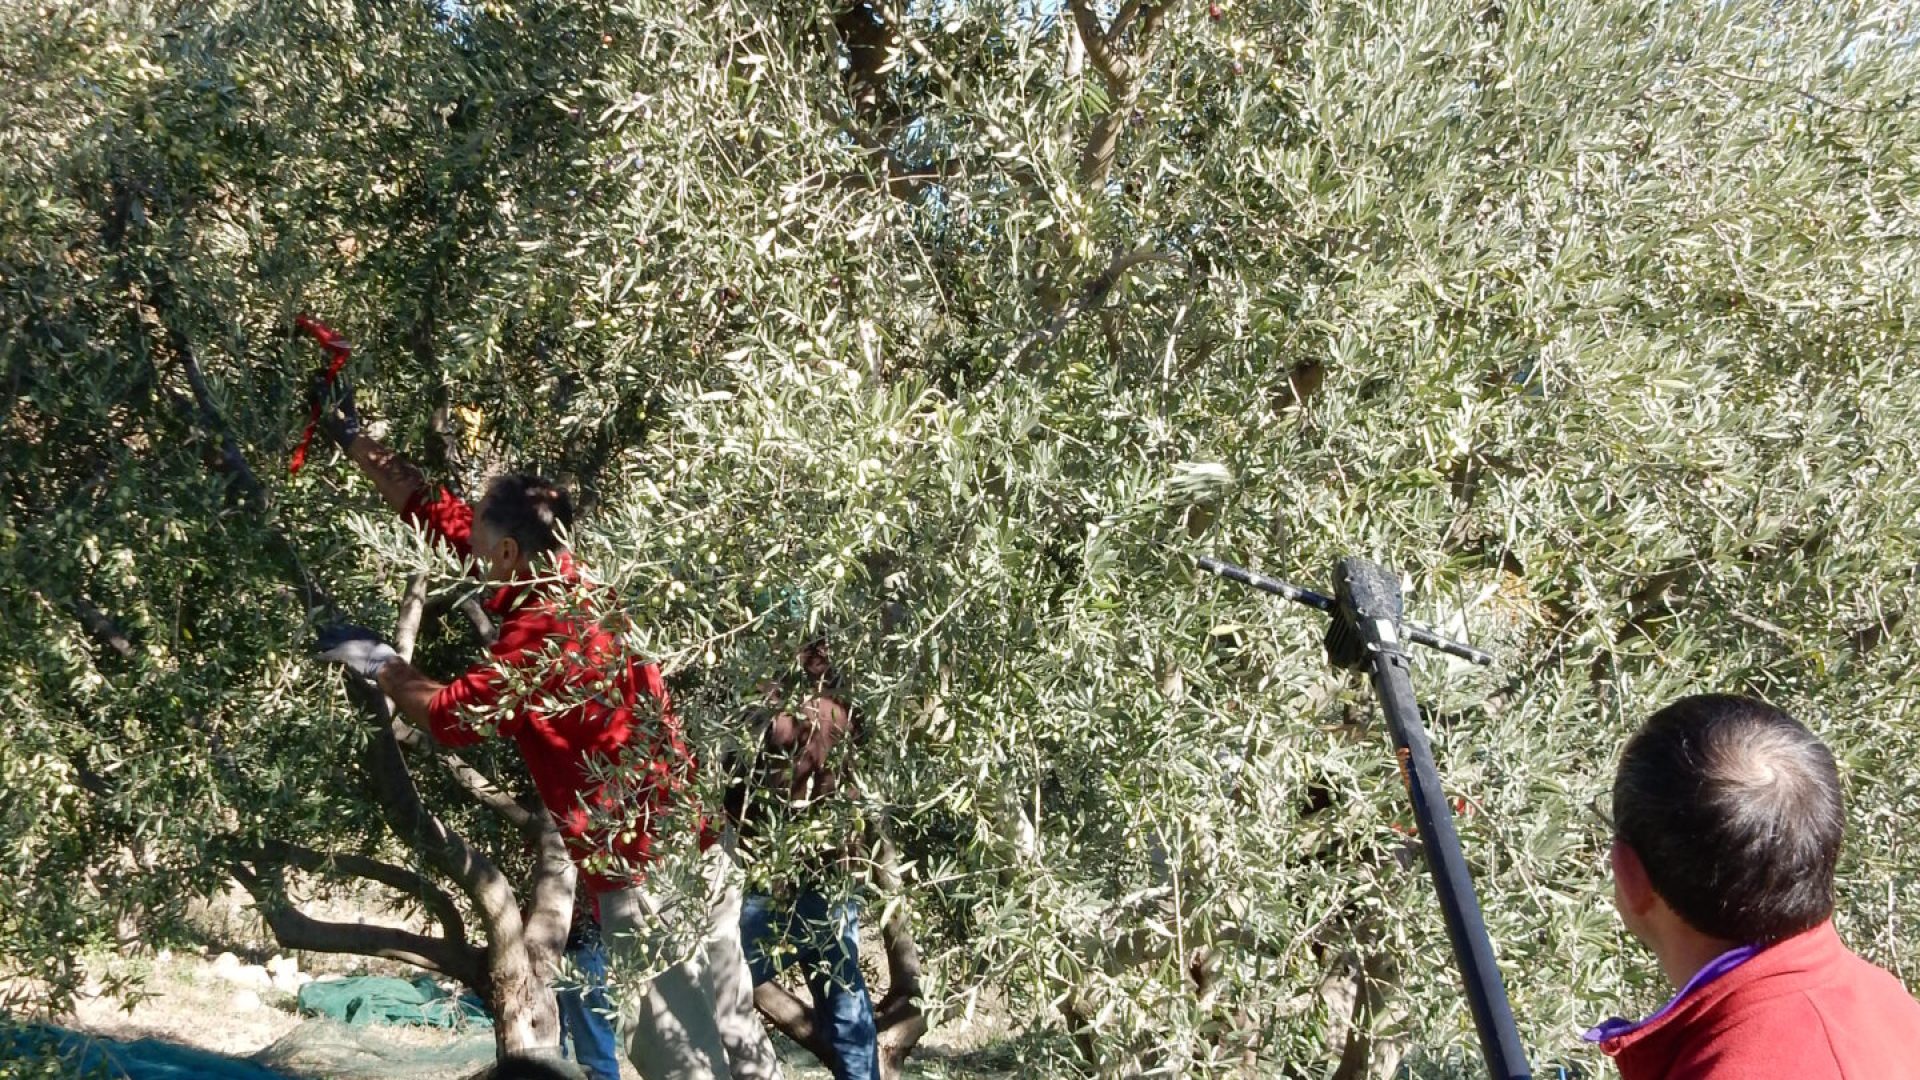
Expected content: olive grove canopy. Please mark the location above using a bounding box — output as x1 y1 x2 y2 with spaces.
3 0 1919 1073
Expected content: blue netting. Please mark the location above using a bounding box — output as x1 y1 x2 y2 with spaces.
1 1020 296 1080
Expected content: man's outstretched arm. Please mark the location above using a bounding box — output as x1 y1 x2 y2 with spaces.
328 406 474 559
344 433 429 515
312 371 428 513
376 659 446 727
316 625 475 741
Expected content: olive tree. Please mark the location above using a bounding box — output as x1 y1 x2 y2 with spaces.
5 0 1919 1076
0 0 655 1059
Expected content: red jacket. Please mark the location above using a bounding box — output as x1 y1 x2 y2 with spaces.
1600 921 1920 1079
406 488 693 894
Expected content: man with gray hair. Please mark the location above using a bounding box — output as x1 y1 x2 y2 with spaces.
1590 694 1920 1078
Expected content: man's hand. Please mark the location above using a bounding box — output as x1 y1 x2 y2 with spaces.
315 623 399 680
311 369 362 449
315 623 444 726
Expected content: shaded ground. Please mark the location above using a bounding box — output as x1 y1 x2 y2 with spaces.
51 944 1023 1079
15 884 1502 1080
7 884 1033 1079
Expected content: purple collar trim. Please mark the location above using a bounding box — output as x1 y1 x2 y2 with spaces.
1583 944 1762 1044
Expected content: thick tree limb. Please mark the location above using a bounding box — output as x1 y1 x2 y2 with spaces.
377 689 563 1054
868 833 925 1030
755 982 832 1060
33 589 138 660
753 829 926 1077
520 823 577 981
834 1 900 120
813 6 944 203
383 693 537 831
321 508 556 1051
1079 108 1132 189
394 573 430 660
348 585 521 960
70 595 136 658
1069 0 1137 89
1066 10 1086 77
231 862 482 984
872 834 928 1079
830 111 941 202
426 591 499 645
238 838 468 950
135 266 268 512
1110 1 1149 42
460 597 498 644
363 705 529 965
391 716 542 833
1068 1 1172 185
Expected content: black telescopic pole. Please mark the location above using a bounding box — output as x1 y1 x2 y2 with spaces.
1328 558 1530 1080
1196 554 1529 1079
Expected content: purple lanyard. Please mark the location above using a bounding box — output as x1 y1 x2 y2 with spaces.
1583 944 1762 1043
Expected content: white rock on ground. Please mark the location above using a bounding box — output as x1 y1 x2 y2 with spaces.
210 952 273 990
230 989 263 1013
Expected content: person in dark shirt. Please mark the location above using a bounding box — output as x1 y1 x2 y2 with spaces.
728 640 879 1080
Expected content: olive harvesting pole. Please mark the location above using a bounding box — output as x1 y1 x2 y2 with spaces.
1197 554 1531 1080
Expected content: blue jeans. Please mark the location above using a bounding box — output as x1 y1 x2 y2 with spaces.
556 927 621 1080
740 889 879 1080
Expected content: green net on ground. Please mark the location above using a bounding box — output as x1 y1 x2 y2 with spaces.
253 1019 498 1080
295 976 491 1029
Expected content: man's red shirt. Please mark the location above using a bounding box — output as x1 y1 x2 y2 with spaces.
1600 921 1920 1079
405 487 692 894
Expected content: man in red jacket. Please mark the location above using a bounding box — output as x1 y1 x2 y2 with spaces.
309 385 780 1080
1590 694 1920 1079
